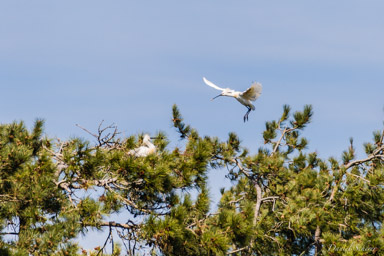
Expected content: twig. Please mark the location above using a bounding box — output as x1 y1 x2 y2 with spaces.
265 234 282 249
55 180 77 207
76 121 121 148
103 184 151 214
227 194 247 206
232 158 252 179
0 232 19 235
261 196 279 212
98 221 139 230
97 223 113 256
187 213 218 229
226 246 248 255
346 172 370 184
76 123 98 138
261 196 280 201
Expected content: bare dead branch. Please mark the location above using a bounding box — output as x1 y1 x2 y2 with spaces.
346 172 370 184
55 180 77 207
0 232 19 235
261 196 280 202
76 123 98 138
272 127 288 155
227 193 247 205
97 223 113 256
226 246 248 255
76 121 121 148
98 221 139 230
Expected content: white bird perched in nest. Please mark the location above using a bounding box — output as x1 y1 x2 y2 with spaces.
203 77 262 122
128 134 157 157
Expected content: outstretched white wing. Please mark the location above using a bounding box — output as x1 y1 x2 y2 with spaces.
203 77 224 91
241 82 262 101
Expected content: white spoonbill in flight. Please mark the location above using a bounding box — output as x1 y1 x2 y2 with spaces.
203 77 262 122
128 134 157 157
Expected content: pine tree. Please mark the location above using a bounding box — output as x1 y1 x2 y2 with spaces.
0 105 383 255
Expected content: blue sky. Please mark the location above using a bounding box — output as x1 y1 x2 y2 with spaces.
1 0 384 252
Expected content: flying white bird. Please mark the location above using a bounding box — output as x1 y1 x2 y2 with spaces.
128 134 157 157
203 77 262 122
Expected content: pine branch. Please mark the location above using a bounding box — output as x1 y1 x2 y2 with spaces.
0 195 31 203
320 143 384 255
186 213 218 229
264 234 283 249
102 183 151 214
172 104 191 139
344 144 384 169
329 144 384 201
231 158 280 225
232 158 252 179
269 105 312 155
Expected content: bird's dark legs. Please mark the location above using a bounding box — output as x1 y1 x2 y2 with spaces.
243 107 251 122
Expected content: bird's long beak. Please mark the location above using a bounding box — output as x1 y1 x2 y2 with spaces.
211 94 222 101
150 137 159 140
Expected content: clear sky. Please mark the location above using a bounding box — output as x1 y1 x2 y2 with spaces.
1 0 383 252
